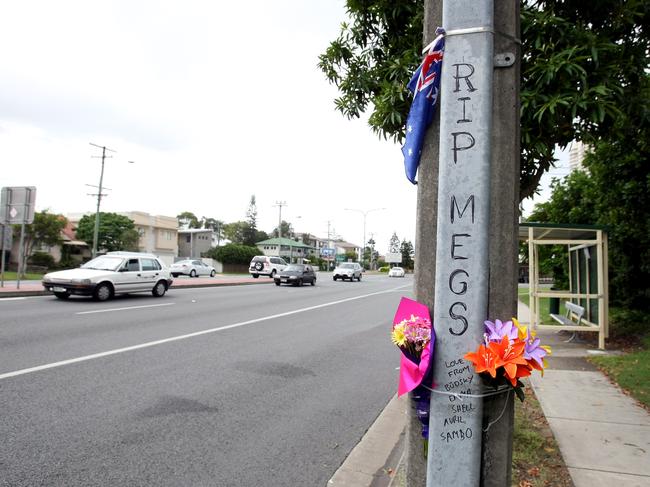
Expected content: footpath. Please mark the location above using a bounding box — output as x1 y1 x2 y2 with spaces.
0 274 272 298
329 301 650 487
4 281 649 486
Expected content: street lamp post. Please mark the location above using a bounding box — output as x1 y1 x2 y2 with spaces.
344 207 386 268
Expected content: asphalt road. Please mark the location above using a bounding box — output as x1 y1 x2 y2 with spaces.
0 273 413 486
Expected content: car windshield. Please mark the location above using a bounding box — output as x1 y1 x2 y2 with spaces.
393 267 403 271
81 256 124 271
284 265 305 271
175 261 191 265
338 263 355 269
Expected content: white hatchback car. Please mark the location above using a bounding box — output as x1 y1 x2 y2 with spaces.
42 251 173 301
388 266 405 277
170 259 217 278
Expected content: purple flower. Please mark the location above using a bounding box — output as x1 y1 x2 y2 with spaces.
523 329 548 368
484 319 519 342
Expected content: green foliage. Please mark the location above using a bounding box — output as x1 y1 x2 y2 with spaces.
205 243 259 265
19 210 67 258
388 232 400 253
400 240 414 269
243 195 258 246
607 308 650 341
177 211 201 229
378 266 389 273
319 1 650 200
345 250 357 261
75 213 139 252
28 251 55 269
223 221 249 245
272 220 292 239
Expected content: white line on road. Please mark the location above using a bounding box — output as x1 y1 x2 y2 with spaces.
0 297 28 301
75 303 176 315
0 286 411 381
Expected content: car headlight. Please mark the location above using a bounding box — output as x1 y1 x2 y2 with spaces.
71 279 92 285
289 275 297 279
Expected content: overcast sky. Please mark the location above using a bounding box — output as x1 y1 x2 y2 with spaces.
1 1 562 255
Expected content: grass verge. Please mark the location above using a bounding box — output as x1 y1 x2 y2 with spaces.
1 271 44 280
512 386 574 487
589 335 650 409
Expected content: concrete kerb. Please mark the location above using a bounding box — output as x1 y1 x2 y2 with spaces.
328 394 406 487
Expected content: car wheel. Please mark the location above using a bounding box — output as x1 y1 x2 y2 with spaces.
333 276 337 281
297 278 303 286
270 270 276 278
254 262 264 271
152 281 167 297
54 291 70 300
275 280 281 286
311 278 315 286
251 274 259 278
171 273 178 278
358 274 362 281
210 270 216 277
190 269 197 278
94 283 112 301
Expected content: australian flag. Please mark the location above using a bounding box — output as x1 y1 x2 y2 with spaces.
402 28 445 184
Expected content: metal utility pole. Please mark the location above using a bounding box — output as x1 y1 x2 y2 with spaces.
344 207 385 267
274 201 287 238
411 1 520 486
89 143 115 258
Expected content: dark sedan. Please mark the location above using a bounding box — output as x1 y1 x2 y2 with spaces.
274 264 317 286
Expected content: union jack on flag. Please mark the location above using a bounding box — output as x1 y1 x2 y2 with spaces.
402 28 445 184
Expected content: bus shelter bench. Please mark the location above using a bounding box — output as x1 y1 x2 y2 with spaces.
550 301 586 327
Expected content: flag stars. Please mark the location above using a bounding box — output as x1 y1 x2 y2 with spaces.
408 125 413 133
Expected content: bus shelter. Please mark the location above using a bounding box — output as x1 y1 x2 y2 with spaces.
519 222 609 349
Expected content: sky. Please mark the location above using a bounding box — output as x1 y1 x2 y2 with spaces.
0 1 563 256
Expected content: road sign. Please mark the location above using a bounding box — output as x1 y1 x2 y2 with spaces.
385 252 402 263
0 186 36 224
320 247 335 257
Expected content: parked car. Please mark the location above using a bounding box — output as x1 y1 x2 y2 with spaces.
274 264 316 286
170 259 216 277
388 266 405 277
249 255 288 278
333 262 363 281
42 251 173 301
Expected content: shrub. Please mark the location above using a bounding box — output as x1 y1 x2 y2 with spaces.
379 266 389 273
29 251 55 269
608 308 650 340
205 244 259 265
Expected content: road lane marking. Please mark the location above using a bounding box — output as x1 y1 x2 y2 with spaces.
76 303 176 315
0 286 410 380
0 297 28 301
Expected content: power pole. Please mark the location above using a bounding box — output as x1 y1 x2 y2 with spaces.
411 1 519 486
89 143 115 258
274 201 287 238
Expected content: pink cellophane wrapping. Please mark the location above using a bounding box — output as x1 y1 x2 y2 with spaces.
393 297 435 397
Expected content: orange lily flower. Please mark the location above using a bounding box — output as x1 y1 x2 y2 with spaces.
488 336 529 386
464 344 499 378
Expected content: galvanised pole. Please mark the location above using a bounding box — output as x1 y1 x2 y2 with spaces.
426 2 494 486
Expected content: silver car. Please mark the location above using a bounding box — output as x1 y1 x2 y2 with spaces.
333 262 363 281
42 251 173 301
170 259 217 278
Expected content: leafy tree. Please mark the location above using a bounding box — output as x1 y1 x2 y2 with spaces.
318 0 650 200
243 195 259 246
76 212 139 252
20 210 67 260
400 240 415 269
388 232 400 253
202 217 224 245
205 243 259 265
14 210 67 274
272 220 292 239
177 211 200 229
529 138 650 311
223 221 249 245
